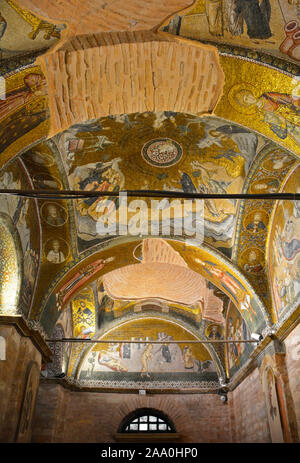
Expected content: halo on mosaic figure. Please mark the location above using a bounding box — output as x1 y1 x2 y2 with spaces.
228 82 260 115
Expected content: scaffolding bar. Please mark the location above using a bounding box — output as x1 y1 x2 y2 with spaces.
46 338 260 344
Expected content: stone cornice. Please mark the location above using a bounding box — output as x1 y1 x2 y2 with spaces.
40 377 219 394
0 315 52 362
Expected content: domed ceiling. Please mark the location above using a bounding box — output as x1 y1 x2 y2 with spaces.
0 0 299 391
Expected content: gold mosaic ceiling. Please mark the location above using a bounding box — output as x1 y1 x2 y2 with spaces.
0 0 299 383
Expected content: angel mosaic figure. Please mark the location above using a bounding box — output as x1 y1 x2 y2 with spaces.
72 158 124 223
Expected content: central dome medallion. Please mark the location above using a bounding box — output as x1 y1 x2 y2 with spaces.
141 138 183 168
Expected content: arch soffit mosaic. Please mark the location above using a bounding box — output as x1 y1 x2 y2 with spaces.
37 237 270 334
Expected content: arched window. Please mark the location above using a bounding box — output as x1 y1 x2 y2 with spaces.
118 408 176 433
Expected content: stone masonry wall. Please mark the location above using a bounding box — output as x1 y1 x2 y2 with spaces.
32 383 233 443
0 325 42 442
230 367 271 442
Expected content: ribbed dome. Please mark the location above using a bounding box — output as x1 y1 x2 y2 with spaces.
103 262 206 305
142 238 187 267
